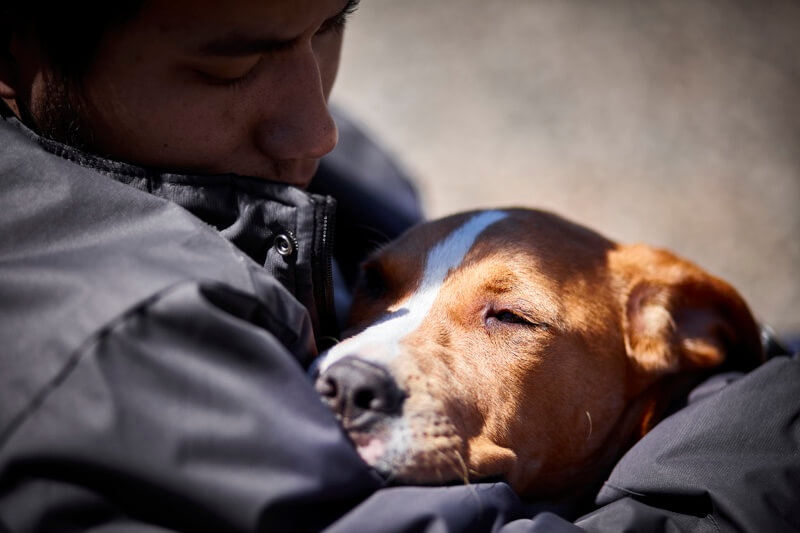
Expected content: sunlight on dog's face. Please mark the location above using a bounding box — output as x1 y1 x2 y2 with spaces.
316 211 632 496
314 209 761 498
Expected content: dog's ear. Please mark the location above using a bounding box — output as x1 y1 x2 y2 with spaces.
611 245 764 380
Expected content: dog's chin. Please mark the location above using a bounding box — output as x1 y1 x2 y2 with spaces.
350 430 391 471
344 415 472 487
345 421 401 481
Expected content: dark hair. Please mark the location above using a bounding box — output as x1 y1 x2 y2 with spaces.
1 1 144 78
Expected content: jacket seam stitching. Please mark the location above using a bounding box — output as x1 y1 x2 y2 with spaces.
601 482 647 499
0 284 173 451
705 513 721 533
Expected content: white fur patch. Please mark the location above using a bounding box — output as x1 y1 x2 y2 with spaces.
317 210 507 372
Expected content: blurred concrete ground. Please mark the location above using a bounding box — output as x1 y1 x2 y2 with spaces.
330 0 800 338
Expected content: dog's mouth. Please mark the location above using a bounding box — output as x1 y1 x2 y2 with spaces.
337 406 400 469
339 404 473 487
349 428 393 470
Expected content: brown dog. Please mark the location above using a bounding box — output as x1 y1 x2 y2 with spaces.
314 209 763 499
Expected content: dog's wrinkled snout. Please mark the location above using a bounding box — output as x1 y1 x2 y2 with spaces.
315 357 404 429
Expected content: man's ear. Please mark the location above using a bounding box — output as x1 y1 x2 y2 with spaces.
612 245 764 380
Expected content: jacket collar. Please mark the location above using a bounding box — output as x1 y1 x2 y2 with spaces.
0 107 339 340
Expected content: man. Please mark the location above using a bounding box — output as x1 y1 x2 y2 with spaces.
1 1 798 532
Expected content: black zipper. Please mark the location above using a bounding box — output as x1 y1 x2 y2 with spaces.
314 195 338 345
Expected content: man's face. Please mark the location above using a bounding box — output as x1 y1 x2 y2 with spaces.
10 0 354 187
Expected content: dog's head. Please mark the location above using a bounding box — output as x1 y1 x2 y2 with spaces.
314 209 763 498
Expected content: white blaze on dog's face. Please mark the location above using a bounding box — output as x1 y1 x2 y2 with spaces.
319 211 509 369
314 209 762 498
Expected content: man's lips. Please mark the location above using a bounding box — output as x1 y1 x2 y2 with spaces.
186 158 321 188
272 159 320 188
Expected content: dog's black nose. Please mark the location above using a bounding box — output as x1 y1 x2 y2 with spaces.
315 357 404 428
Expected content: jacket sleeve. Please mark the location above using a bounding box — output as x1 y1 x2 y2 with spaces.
580 353 800 533
0 281 382 532
505 353 800 533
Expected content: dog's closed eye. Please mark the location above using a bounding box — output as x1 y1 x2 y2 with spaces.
485 308 549 330
491 310 530 325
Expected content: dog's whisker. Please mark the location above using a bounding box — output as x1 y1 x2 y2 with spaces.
467 468 485 490
433 447 470 487
452 457 482 506
438 451 460 483
317 335 341 346
453 449 470 486
350 223 392 248
585 410 593 440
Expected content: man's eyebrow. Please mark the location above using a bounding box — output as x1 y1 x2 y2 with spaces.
197 0 360 57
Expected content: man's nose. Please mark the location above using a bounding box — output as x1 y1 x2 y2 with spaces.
254 44 338 161
315 357 404 429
